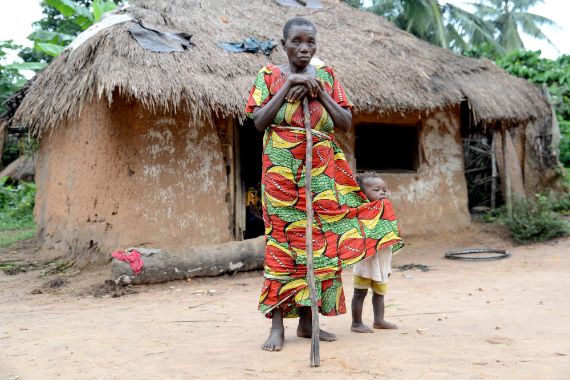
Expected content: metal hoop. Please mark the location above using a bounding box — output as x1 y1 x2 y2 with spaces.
444 248 510 261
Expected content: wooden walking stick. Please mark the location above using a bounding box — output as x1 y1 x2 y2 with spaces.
302 96 320 367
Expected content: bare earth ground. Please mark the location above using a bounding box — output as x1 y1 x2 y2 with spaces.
1 224 569 379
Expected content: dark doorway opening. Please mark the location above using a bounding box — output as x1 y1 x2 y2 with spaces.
460 100 502 212
238 121 265 239
463 133 502 211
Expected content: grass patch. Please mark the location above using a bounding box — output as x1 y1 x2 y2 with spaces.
0 224 36 248
0 257 69 276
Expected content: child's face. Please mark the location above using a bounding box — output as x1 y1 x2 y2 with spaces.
362 177 387 201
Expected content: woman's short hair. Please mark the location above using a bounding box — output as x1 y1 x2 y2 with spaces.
283 17 316 39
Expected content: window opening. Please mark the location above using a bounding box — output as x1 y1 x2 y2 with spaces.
355 123 420 172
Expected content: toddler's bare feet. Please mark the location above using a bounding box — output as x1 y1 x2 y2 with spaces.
373 320 398 329
351 322 374 333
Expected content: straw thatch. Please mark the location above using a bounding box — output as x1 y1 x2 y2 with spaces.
7 0 550 133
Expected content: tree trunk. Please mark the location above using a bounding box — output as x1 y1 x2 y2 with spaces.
111 236 265 284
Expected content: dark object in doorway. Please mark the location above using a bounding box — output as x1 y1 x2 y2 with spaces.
444 248 510 261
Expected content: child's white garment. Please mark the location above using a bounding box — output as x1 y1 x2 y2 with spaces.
353 247 392 283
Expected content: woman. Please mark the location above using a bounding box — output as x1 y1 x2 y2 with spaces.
245 17 403 352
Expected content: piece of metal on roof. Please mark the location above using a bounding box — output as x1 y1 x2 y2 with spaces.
276 0 323 9
128 22 194 53
218 37 277 56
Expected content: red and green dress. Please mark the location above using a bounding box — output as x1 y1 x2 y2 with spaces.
245 64 403 318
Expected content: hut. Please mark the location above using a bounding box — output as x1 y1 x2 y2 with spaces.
2 0 561 268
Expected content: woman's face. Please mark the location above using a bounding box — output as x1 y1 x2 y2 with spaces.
282 24 317 68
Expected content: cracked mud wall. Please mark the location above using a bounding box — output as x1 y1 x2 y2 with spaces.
35 98 230 264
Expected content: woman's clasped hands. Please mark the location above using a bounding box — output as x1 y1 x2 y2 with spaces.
285 73 323 103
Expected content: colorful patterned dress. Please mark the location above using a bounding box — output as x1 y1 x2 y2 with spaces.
245 64 403 318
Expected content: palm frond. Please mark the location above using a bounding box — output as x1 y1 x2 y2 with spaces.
446 4 497 47
498 16 525 52
472 2 501 18
512 11 557 27
517 14 557 50
509 0 545 12
445 23 469 52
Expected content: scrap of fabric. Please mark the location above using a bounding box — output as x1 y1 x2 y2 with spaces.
111 249 144 274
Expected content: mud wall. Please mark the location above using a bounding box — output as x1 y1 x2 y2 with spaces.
35 98 230 264
523 114 567 196
346 108 471 236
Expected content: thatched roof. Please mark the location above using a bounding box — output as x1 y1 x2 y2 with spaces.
7 0 551 133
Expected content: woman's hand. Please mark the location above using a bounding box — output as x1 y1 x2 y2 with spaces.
286 74 321 98
252 72 326 132
285 85 308 103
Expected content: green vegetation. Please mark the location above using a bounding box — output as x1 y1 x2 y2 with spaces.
0 41 26 114
16 0 114 66
0 177 36 228
1 0 120 115
28 0 119 60
483 194 569 243
500 52 570 166
505 195 569 243
552 195 570 216
0 177 36 248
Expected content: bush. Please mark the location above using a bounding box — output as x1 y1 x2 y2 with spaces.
552 192 570 216
560 121 570 166
0 177 36 230
503 195 569 244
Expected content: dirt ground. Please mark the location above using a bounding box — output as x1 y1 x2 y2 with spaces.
1 225 569 379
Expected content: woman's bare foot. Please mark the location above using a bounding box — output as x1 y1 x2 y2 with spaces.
351 322 374 333
373 320 398 329
296 325 337 341
262 327 285 351
262 308 285 351
297 306 337 341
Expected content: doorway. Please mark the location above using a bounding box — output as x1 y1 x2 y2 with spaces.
235 120 264 240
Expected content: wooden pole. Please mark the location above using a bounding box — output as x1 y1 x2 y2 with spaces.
502 129 513 219
490 132 497 210
302 97 320 367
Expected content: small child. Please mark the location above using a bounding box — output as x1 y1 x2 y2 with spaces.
351 172 398 333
